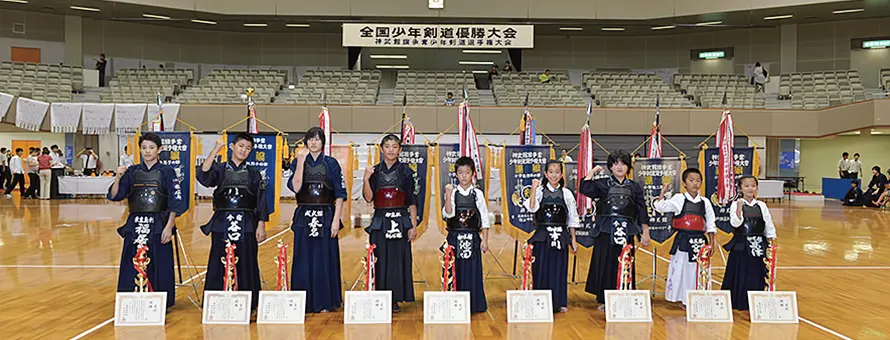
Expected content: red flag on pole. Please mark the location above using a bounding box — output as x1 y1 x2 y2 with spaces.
576 102 594 216
458 92 484 182
647 96 662 158
319 106 331 155
246 88 258 134
149 92 164 132
717 108 735 205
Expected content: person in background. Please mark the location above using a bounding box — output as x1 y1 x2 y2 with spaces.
79 148 99 176
862 166 888 208
503 61 514 72
838 152 850 179
0 147 8 192
849 153 862 179
752 62 768 93
444 92 456 106
843 180 863 206
539 69 552 84
874 182 890 209
95 54 107 87
488 66 499 83
50 145 65 199
120 146 134 167
25 148 40 199
38 148 52 200
558 149 573 162
5 148 24 198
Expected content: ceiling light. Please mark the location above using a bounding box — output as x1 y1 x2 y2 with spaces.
651 25 676 30
2 0 29 4
764 14 793 20
286 23 311 28
458 61 495 65
70 5 100 12
696 21 722 26
471 70 489 74
142 13 170 20
191 19 217 25
462 50 501 54
369 55 408 59
376 65 410 69
601 27 625 31
832 9 864 14
243 23 267 27
559 27 583 31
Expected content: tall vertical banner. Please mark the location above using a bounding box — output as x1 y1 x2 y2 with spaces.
435 143 486 232
499 145 552 238
155 131 195 225
228 133 283 226
633 157 683 246
398 145 431 234
701 147 759 235
331 145 355 229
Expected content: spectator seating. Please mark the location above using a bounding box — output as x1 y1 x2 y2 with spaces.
275 70 379 105
674 74 765 109
102 68 193 103
779 70 865 109
394 71 478 106
493 71 586 106
882 69 890 91
0 61 80 102
174 69 286 104
584 72 694 108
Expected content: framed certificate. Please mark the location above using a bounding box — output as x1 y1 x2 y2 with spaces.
257 291 307 324
686 290 734 322
748 291 799 324
604 290 652 323
114 292 167 326
344 291 392 324
423 291 471 324
506 290 553 323
202 291 252 325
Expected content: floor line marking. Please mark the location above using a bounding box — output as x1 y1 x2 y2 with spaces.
0 265 207 269
638 248 852 340
69 227 292 340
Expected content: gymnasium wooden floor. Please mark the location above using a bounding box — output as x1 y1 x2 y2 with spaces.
1 196 887 340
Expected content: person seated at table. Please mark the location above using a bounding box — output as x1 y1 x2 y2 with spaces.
842 180 863 206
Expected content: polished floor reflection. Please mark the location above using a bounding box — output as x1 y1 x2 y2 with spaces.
1 197 887 339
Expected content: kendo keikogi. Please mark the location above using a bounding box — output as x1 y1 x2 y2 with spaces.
197 160 268 309
365 160 417 307
108 162 186 307
289 152 346 312
443 184 490 313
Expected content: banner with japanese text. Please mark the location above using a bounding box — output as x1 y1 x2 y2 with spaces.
499 145 553 239
155 131 195 225
388 145 432 235
633 157 683 246
701 147 759 235
331 145 355 229
570 161 610 249
343 23 534 48
227 133 283 226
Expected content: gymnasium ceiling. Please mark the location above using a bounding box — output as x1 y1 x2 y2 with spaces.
0 0 889 36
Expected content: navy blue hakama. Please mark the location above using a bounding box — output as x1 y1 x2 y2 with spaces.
367 208 415 304
291 205 343 312
204 230 262 310
530 240 569 311
117 232 176 307
721 235 769 310
446 230 487 313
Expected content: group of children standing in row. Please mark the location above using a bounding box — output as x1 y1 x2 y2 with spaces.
109 130 777 316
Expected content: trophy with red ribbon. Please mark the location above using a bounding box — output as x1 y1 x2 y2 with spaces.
362 243 377 291
276 239 289 291
223 240 239 291
764 242 778 291
132 245 154 292
440 242 456 292
616 244 634 290
520 244 535 290
696 244 713 290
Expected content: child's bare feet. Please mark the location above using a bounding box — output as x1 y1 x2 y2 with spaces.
559 307 568 313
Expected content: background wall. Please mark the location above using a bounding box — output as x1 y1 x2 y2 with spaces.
796 17 890 73
799 134 890 192
0 132 66 152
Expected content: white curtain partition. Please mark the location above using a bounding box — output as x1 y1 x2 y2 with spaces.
146 103 180 131
81 103 115 135
50 103 83 133
0 92 13 120
114 103 147 134
15 97 50 131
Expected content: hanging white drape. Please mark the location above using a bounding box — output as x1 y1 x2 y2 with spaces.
82 103 115 135
0 92 14 121
146 103 180 131
50 102 83 133
15 97 50 131
114 103 147 133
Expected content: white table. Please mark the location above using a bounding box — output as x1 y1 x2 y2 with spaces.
758 180 785 199
59 177 116 195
